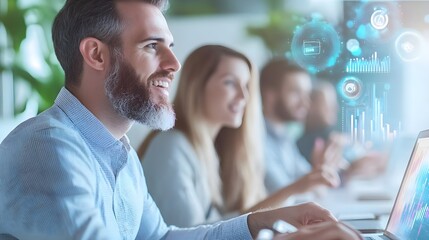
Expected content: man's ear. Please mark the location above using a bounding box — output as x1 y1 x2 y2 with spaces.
79 37 109 71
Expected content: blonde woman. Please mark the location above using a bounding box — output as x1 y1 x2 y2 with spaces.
138 45 338 227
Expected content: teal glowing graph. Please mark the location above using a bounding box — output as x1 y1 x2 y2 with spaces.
346 52 391 73
339 79 400 144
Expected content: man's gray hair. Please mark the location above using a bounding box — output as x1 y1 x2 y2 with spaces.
52 0 169 86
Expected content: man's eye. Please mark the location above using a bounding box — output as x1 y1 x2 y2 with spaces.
224 80 235 86
147 43 157 49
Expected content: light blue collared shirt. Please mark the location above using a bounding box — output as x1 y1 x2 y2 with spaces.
0 87 252 240
264 119 311 194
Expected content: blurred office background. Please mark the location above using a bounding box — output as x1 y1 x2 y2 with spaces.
1 0 429 150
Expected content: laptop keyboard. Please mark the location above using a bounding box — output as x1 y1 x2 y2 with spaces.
364 235 391 240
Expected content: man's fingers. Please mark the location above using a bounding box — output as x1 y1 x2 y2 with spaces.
276 222 363 240
310 168 340 188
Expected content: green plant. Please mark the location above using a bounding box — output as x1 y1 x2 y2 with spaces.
246 0 305 57
168 0 218 16
0 0 64 114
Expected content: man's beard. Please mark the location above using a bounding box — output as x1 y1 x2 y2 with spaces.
105 51 175 131
274 98 295 122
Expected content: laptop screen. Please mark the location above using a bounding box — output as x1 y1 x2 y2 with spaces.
386 133 429 239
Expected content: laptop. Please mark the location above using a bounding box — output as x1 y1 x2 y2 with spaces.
362 129 429 240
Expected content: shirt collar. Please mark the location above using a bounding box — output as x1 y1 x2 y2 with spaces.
264 118 288 140
55 87 130 150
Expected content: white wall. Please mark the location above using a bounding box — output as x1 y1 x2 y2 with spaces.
285 0 343 25
401 31 429 135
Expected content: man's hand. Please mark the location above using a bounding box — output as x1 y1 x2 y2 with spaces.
343 151 388 181
247 202 337 237
312 134 347 170
290 167 340 194
273 221 363 240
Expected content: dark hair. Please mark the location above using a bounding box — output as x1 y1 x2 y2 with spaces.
52 0 168 86
260 58 308 94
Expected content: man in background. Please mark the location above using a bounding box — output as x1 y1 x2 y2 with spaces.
260 58 344 195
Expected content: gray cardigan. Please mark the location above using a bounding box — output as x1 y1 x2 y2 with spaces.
142 129 222 227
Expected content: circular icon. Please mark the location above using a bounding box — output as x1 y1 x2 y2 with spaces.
346 39 360 53
395 31 425 62
350 3 400 42
344 80 360 99
371 9 389 30
291 21 341 73
338 76 362 102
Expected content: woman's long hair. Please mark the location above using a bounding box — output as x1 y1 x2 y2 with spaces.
173 45 266 212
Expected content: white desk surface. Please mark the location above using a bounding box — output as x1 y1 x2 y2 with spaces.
291 174 404 229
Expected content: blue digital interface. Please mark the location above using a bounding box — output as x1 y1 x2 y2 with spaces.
291 20 341 73
287 1 429 144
